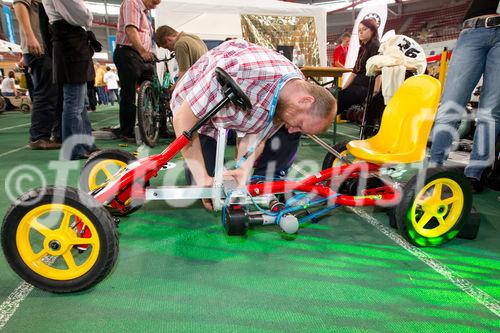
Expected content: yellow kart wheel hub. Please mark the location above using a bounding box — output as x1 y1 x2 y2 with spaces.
410 178 464 238
16 204 101 281
88 159 127 191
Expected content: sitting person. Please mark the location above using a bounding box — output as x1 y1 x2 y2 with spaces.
338 18 380 118
1 71 18 97
171 39 337 209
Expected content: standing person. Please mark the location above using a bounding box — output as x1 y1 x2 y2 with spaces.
1 71 18 96
104 66 120 106
337 19 380 118
154 25 208 81
429 0 500 193
42 0 98 160
333 32 351 68
171 40 337 210
13 0 60 149
94 63 108 106
113 0 160 141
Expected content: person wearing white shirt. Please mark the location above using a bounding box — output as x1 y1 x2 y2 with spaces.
42 0 98 159
104 67 120 106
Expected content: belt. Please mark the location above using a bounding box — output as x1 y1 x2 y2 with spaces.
463 15 500 29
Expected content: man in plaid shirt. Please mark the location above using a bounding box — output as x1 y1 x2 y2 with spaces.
172 40 337 208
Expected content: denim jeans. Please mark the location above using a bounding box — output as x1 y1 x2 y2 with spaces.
62 83 97 159
24 53 61 142
429 26 500 179
96 86 108 105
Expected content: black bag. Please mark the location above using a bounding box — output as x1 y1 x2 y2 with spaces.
87 31 102 52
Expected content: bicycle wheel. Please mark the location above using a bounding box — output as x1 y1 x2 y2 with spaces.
137 81 160 147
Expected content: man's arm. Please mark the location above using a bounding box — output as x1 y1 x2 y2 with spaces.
13 2 43 55
224 133 265 187
174 42 191 81
172 100 213 187
342 72 356 89
333 60 346 68
125 26 155 62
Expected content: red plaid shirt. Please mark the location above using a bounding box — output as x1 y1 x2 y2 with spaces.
116 0 153 52
171 39 304 139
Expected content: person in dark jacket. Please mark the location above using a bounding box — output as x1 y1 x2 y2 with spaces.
337 18 380 118
41 0 98 159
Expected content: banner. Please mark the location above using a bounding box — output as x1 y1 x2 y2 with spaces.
108 35 117 54
3 5 16 44
342 2 387 84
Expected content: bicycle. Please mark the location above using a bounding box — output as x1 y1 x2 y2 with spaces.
136 52 176 147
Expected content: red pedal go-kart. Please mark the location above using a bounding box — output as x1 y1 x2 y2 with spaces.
1 68 472 293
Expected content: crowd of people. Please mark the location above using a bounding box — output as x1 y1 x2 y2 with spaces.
7 0 499 194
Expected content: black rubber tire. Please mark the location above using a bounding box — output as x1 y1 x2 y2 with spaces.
395 167 472 247
0 97 6 112
137 81 160 147
1 186 119 293
224 208 248 236
321 140 386 196
20 103 31 114
321 140 350 170
80 149 142 216
387 208 398 229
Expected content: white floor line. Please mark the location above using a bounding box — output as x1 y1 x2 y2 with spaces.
349 206 500 318
0 123 30 132
93 115 117 126
334 130 358 139
0 282 34 330
0 145 28 158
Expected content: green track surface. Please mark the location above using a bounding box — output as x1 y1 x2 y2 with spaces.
0 107 498 332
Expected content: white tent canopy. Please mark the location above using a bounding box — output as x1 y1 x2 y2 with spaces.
0 39 22 54
156 0 327 66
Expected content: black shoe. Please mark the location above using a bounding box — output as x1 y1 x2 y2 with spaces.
110 128 122 139
120 135 136 143
467 177 484 194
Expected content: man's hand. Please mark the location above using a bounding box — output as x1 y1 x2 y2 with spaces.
224 168 250 188
27 36 43 56
139 50 155 62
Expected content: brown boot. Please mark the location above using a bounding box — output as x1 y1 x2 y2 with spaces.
29 139 62 150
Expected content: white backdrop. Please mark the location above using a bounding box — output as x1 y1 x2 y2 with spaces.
155 0 328 66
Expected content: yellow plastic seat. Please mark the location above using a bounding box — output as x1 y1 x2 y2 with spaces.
347 75 441 165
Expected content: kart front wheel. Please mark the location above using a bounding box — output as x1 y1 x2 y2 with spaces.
1 187 119 293
396 168 472 247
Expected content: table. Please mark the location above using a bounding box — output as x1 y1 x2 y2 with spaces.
300 66 352 87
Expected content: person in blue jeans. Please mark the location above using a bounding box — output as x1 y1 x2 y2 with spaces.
42 0 98 159
429 0 500 193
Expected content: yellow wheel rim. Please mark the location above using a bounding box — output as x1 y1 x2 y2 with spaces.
410 178 464 238
331 150 360 167
88 159 127 191
16 204 101 281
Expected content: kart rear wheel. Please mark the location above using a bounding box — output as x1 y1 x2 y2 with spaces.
321 140 352 169
396 167 472 247
1 186 118 293
137 81 160 147
20 103 31 114
80 149 143 216
321 140 382 196
0 96 7 112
